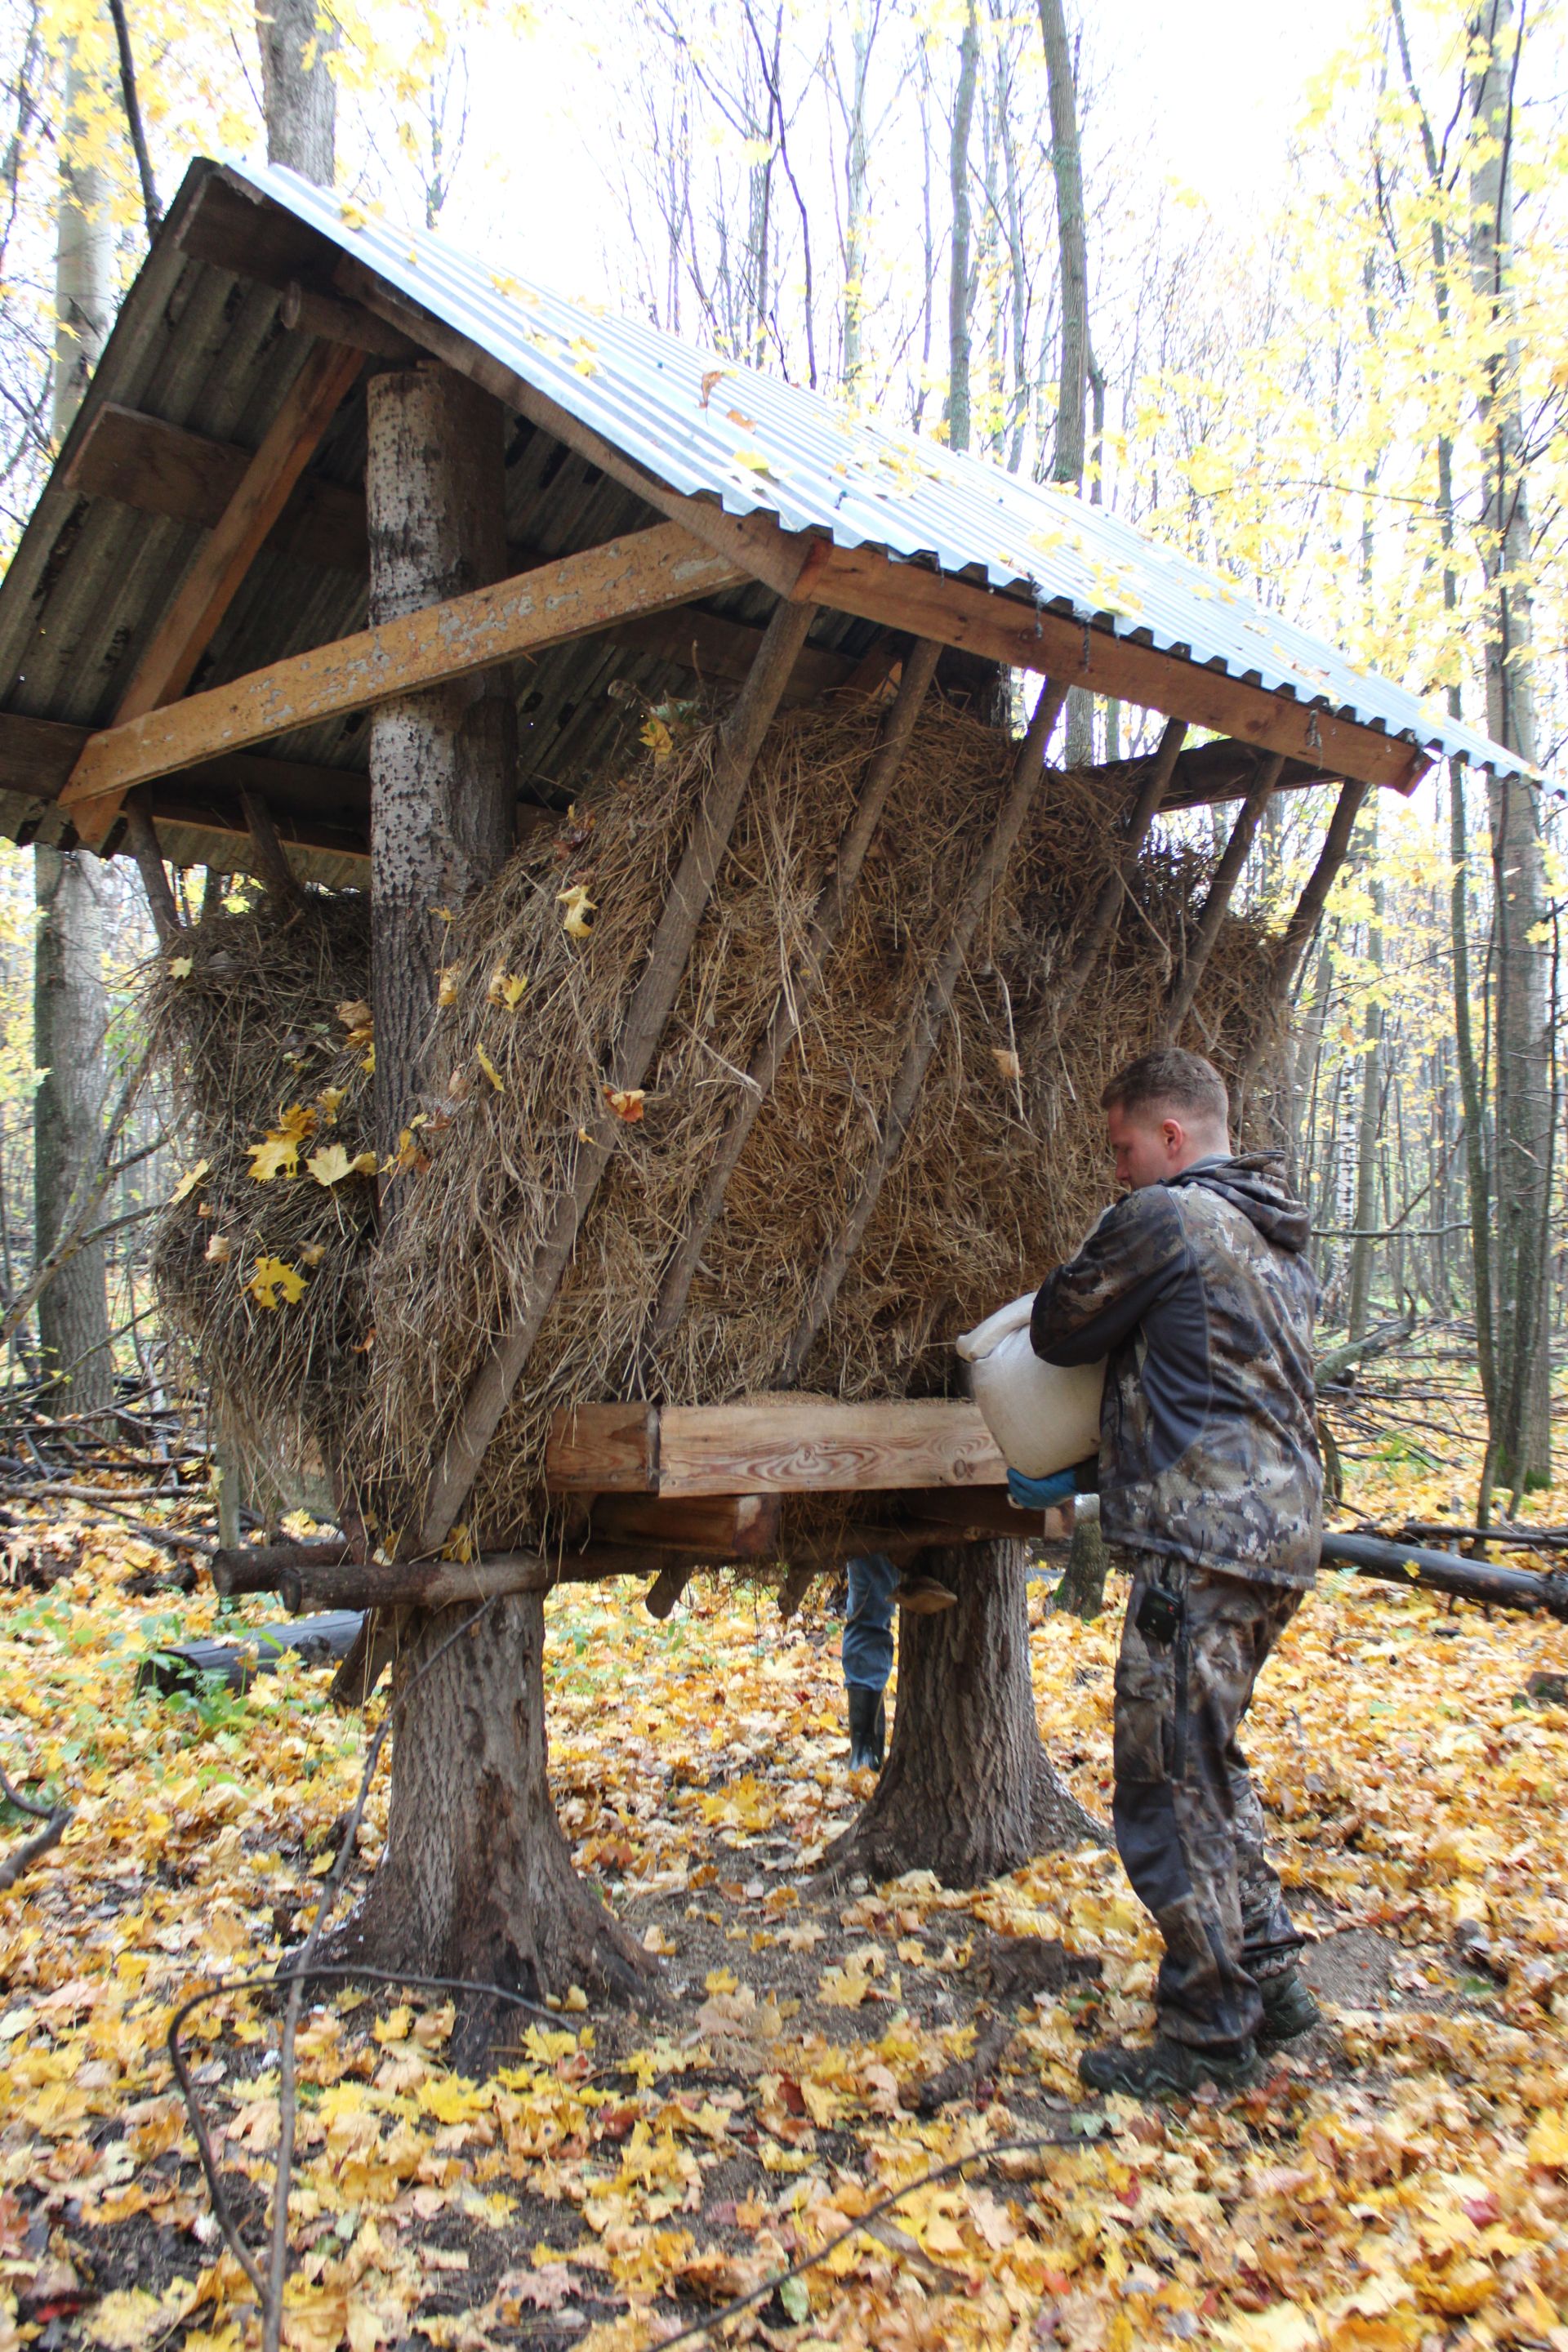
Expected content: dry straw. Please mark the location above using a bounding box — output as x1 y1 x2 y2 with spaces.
149 697 1276 1549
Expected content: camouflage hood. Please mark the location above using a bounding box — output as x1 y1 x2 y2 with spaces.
1168 1156 1311 1255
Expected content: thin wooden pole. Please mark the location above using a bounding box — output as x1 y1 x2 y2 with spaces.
239 788 304 904
1239 777 1371 1085
122 797 179 948
1056 715 1187 1012
773 676 1068 1389
415 595 822 1557
643 636 943 1360
1160 753 1284 1042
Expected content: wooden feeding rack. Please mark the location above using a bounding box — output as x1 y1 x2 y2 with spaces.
543 1396 1070 1570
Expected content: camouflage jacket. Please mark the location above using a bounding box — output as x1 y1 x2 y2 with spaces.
1030 1156 1321 1586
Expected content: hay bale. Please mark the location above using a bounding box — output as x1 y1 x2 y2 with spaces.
149 698 1278 1549
148 895 376 1510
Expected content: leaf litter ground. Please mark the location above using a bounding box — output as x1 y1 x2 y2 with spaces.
3 1449 1568 2352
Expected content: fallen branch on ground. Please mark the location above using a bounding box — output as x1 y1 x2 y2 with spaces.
0 1756 73 1893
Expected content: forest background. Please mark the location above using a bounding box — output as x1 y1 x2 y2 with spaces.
0 0 1562 1516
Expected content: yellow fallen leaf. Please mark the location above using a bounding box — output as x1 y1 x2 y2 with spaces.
204 1232 234 1264
640 715 674 760
1526 2109 1568 2167
699 367 727 406
307 1144 378 1186
300 1242 327 1267
247 1134 299 1183
249 1256 308 1309
604 1086 645 1122
170 1159 210 1205
167 956 194 979
558 885 595 938
992 1048 1022 1080
487 968 528 1009
336 999 373 1036
725 407 756 428
438 971 461 1007
475 1045 505 1092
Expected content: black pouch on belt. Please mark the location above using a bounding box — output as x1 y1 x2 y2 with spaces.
1134 1579 1183 1646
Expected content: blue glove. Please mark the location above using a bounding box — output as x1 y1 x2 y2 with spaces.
1007 1466 1077 1509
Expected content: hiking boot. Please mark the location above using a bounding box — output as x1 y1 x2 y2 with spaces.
847 1683 884 1771
1079 2035 1260 2099
1257 1967 1321 2047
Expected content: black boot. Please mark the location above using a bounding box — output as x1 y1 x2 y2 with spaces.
847 1684 884 1771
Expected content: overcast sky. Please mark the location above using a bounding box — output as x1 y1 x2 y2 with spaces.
428 0 1367 308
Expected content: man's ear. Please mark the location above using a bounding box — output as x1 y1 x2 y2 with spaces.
1162 1117 1183 1155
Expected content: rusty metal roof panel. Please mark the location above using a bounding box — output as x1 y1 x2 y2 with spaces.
226 160 1526 782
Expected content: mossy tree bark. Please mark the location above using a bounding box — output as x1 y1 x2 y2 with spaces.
825 1538 1100 1888
334 360 652 2044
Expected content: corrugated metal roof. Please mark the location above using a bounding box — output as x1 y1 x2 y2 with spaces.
232 159 1526 783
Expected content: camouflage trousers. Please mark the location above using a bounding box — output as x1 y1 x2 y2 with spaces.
1111 1551 1307 2052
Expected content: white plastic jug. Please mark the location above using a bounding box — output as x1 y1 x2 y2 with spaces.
956 1294 1105 1478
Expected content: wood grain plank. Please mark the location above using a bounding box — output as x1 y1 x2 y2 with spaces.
545 1403 659 1493
65 403 367 569
808 544 1432 795
590 1491 780 1556
657 1400 1008 1496
61 523 748 835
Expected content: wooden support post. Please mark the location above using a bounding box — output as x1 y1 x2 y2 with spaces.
773 677 1068 1388
644 1562 697 1619
777 1561 817 1619
1056 715 1186 1011
415 595 822 1557
367 362 518 1163
122 797 180 948
644 636 943 1359
239 786 304 904
1239 777 1370 1084
1160 752 1283 1042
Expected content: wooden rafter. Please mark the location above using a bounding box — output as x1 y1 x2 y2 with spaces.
109 341 363 727
1056 715 1187 1013
642 636 943 1363
1160 753 1284 1042
65 403 367 569
60 523 750 845
773 676 1071 1390
413 595 822 1559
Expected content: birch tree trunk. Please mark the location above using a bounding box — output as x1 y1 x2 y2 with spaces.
1346 862 1384 1345
256 0 336 183
38 47 114 1419
1037 0 1094 764
946 2 978 455
1469 6 1553 1495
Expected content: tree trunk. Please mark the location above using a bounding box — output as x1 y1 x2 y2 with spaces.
1346 853 1383 1344
338 362 650 2037
256 0 336 184
38 47 114 1419
327 1594 650 2069
946 2 978 455
366 363 516 1165
33 849 113 1414
1053 1492 1105 1622
1036 0 1092 761
1469 5 1553 1495
824 1540 1100 1888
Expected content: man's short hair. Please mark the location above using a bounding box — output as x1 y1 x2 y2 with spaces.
1101 1048 1229 1129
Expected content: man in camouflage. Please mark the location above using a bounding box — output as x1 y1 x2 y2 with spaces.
1031 1048 1322 2094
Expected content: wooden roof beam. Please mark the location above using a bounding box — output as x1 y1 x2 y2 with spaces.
58 521 750 846
801 546 1432 795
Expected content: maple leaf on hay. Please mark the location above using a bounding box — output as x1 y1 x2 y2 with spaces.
248 1256 308 1309
305 1144 377 1187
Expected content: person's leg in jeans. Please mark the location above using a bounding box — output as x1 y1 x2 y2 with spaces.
842 1552 898 1770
